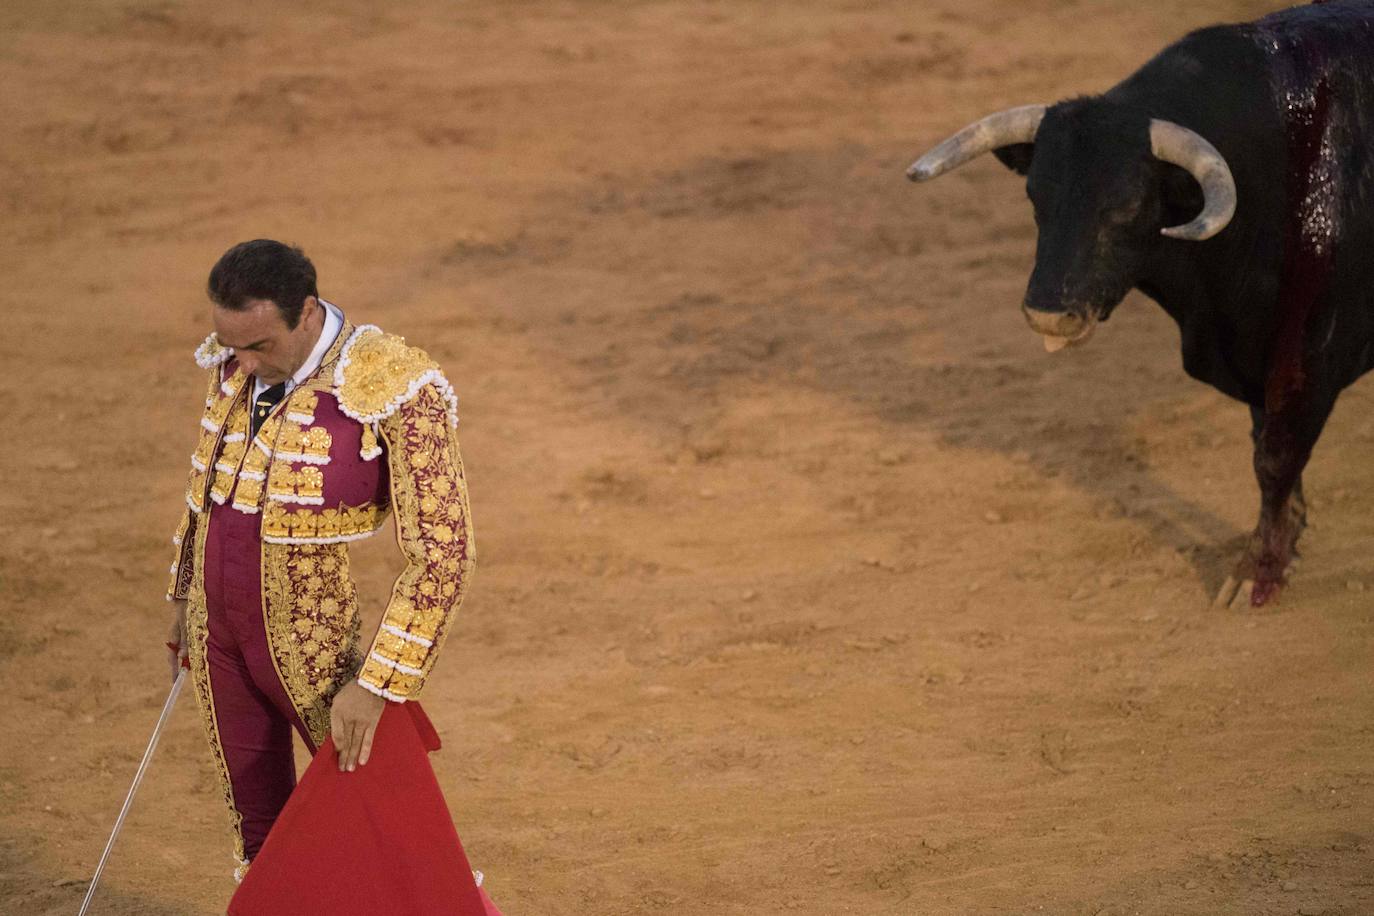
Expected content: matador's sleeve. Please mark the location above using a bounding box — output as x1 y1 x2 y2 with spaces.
166 509 197 601
167 348 229 601
343 331 474 702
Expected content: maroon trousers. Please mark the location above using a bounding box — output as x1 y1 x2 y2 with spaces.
202 504 316 861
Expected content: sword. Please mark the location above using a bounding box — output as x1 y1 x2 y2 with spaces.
77 650 188 915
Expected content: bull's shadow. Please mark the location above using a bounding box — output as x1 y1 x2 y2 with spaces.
864 333 1254 597
651 277 1253 599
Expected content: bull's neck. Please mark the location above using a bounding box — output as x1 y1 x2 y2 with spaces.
1136 245 1205 326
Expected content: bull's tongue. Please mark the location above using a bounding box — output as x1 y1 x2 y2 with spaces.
1026 307 1098 354
1037 319 1096 353
1042 335 1072 353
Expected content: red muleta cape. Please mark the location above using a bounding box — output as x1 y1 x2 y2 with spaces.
229 702 501 916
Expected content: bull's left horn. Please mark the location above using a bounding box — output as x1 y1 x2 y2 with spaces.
907 105 1047 182
1150 120 1237 241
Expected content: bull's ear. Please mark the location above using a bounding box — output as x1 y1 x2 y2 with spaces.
992 143 1035 176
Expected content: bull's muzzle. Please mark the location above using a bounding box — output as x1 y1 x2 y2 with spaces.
1022 305 1098 352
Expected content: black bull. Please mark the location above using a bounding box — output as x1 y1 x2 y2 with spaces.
909 0 1374 608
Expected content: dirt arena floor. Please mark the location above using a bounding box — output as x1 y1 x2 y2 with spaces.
4 0 1374 913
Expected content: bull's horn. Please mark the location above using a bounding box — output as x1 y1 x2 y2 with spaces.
906 105 1047 182
1149 120 1236 241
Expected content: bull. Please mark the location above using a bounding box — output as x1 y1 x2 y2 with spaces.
908 0 1374 608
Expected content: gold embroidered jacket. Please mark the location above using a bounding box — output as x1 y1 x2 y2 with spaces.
167 320 474 740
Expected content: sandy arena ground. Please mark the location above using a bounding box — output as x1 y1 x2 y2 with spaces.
2 1 1373 913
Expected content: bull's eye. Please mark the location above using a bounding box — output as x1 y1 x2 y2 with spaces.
1106 200 1142 226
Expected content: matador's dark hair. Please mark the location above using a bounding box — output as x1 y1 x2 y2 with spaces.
207 239 318 329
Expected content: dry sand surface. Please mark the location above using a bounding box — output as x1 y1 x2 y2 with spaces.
3 0 1373 913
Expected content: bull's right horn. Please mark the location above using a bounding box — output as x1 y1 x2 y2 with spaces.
906 105 1047 182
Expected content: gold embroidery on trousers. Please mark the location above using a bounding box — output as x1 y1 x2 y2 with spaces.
261 542 363 747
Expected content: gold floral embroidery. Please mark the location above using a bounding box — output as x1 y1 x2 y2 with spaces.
378 669 423 695
370 627 432 669
261 542 363 746
335 328 443 423
242 429 272 473
274 423 333 463
192 432 218 473
284 389 318 423
356 383 474 700
235 390 332 514
250 412 282 455
208 474 233 505
360 422 382 461
231 413 277 513
220 367 247 399
204 371 245 430
167 510 197 599
210 400 251 505
186 468 209 511
218 436 247 469
267 466 325 504
260 501 387 543
185 370 247 515
232 475 265 510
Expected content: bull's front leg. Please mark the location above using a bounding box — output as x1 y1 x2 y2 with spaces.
1215 402 1328 609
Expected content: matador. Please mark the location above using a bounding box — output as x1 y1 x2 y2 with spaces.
164 240 475 880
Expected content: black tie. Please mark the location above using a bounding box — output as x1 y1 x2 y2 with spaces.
252 382 287 437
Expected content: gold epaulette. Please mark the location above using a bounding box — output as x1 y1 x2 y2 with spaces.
332 325 458 427
194 333 232 369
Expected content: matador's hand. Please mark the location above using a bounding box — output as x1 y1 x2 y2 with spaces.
330 681 386 772
167 599 189 683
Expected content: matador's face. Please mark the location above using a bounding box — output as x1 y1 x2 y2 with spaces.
213 297 321 385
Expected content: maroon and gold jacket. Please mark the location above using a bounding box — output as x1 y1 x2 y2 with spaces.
167 318 474 744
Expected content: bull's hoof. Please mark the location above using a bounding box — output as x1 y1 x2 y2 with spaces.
1249 577 1284 607
1213 574 1249 609
1213 574 1278 609
1214 492 1306 610
1212 554 1297 610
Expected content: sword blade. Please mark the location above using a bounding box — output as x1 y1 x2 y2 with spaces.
77 669 187 916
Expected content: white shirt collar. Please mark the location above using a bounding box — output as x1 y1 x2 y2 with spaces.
253 299 344 400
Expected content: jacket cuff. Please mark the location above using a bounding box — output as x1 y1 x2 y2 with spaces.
356 672 409 703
